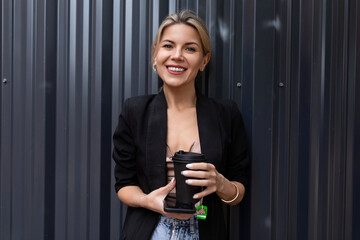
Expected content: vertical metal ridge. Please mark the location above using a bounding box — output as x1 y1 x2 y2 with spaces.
344 0 359 239
55 0 70 238
352 3 360 240
308 0 324 239
25 0 35 238
99 1 113 239
124 0 133 99
43 0 57 238
81 1 91 239
349 2 360 240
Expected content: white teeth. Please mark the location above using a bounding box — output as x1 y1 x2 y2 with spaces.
167 67 186 72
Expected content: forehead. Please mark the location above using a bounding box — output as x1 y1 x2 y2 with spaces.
160 23 201 43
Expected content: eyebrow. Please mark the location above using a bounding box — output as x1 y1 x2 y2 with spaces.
161 39 200 47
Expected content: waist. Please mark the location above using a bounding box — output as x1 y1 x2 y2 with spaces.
158 215 196 227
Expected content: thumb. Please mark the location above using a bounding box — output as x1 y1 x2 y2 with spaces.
164 178 176 192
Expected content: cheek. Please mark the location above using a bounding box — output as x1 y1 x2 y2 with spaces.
155 51 168 63
190 58 204 70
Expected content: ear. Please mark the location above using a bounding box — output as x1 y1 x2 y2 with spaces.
152 58 157 72
200 53 211 71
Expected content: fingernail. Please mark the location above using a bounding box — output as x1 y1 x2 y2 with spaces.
171 178 175 183
181 171 188 176
185 179 192 184
193 194 198 199
186 164 193 168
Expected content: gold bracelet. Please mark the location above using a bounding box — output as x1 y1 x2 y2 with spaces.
221 182 239 203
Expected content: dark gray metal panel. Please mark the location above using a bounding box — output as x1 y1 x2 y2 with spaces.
251 0 276 238
54 0 69 238
89 1 103 239
111 0 125 238
1 0 359 240
0 0 13 239
347 2 360 240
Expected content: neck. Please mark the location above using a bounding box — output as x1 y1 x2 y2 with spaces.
163 84 197 110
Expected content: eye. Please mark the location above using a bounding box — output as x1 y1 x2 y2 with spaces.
163 44 173 49
186 47 196 52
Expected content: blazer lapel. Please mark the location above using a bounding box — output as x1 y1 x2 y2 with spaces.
146 91 168 191
145 90 222 191
196 93 222 167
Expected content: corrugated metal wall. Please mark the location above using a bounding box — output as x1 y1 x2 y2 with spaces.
1 0 359 239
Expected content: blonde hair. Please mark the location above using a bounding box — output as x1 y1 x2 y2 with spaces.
151 10 211 65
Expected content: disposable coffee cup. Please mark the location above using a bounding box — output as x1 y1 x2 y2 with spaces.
172 150 206 211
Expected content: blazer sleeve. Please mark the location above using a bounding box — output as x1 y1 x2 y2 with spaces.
113 99 139 193
226 101 249 186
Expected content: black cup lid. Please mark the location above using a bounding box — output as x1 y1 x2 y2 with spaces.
172 150 206 163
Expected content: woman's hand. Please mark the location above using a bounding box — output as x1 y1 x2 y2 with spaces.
181 163 224 199
181 163 245 205
140 178 195 220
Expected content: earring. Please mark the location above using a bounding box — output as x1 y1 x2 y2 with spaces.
152 63 157 72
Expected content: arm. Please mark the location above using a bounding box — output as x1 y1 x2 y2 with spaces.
182 101 249 205
113 100 194 219
182 163 245 206
117 180 194 220
213 173 245 206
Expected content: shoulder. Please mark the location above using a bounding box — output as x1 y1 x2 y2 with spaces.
200 96 240 117
122 94 158 116
124 94 157 109
208 97 238 110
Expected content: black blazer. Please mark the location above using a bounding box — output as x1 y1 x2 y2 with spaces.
113 90 249 240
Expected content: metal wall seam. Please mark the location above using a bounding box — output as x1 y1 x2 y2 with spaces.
344 0 355 238
352 3 360 239
88 1 103 239
55 0 71 239
349 2 360 240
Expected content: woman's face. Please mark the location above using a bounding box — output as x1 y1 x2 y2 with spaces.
154 23 210 90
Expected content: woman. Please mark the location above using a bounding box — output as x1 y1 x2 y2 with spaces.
113 10 249 240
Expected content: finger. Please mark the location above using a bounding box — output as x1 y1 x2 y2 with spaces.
192 187 216 199
186 162 215 170
181 170 216 179
185 178 215 187
160 178 176 193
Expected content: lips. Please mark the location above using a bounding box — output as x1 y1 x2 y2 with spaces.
166 65 187 74
167 66 186 72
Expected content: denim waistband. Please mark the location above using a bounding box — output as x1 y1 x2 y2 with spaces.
158 215 196 228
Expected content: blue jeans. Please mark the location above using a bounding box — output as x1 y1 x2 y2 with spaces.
151 216 199 240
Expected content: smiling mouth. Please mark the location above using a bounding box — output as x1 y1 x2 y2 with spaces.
166 66 187 72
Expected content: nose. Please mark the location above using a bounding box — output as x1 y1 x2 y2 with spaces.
171 47 184 61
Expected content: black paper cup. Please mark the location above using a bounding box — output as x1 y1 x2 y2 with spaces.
172 151 206 209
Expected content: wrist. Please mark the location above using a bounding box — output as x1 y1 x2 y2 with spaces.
220 182 239 204
216 173 226 193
